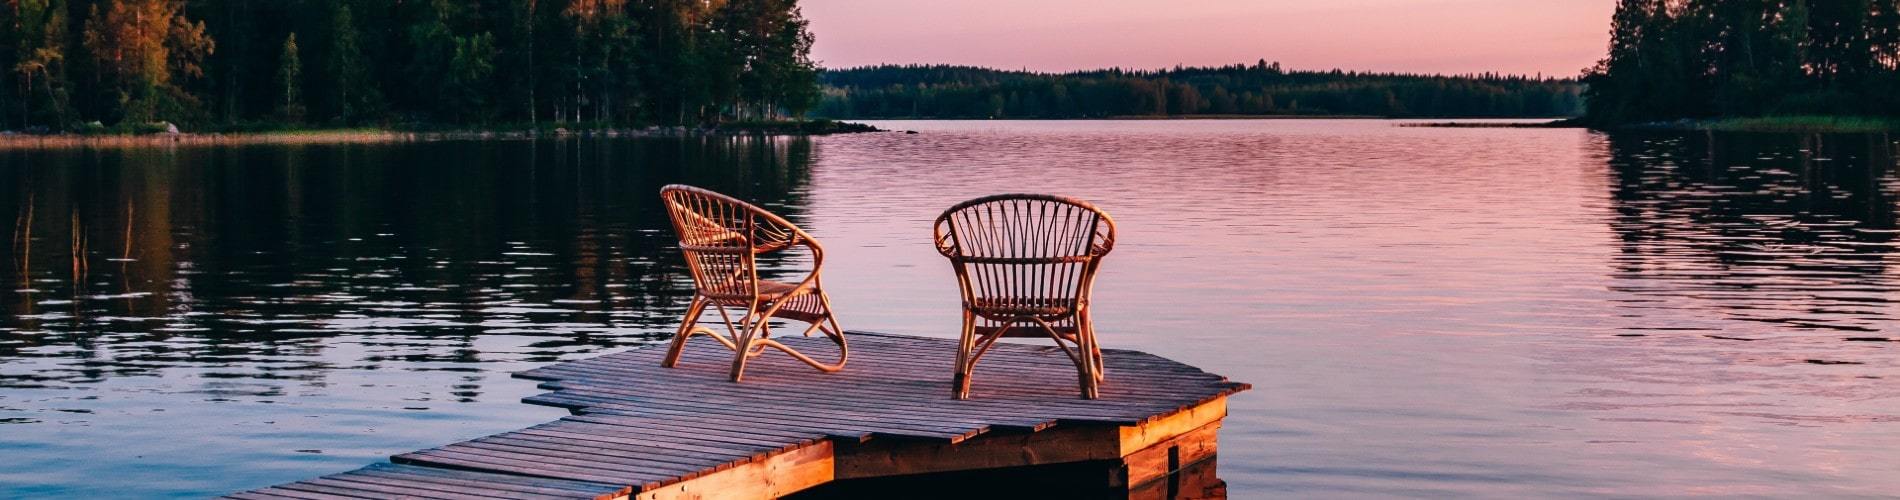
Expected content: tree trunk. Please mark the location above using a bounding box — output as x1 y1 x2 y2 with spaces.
526 0 537 126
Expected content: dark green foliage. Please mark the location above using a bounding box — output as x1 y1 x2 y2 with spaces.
1583 0 1900 126
814 62 1583 119
317 2 382 123
3 0 72 129
713 0 820 120
0 0 823 130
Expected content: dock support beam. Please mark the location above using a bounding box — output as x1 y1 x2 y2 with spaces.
713 397 1230 498
635 441 836 500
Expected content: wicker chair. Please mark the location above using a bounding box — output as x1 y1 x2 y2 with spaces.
658 185 847 382
933 194 1117 399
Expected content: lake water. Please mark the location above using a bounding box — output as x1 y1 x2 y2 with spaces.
2 120 1897 498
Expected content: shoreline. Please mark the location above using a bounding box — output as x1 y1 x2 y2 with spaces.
0 121 884 149
835 114 1570 121
11 116 1889 149
1400 119 1582 129
1406 116 1900 133
1616 116 1900 134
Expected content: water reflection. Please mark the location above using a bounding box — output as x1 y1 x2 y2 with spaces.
0 137 821 497
1 138 819 388
1605 132 1900 338
3 122 1899 498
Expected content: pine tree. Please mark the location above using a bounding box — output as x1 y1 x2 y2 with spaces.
712 0 820 121
564 0 639 123
321 3 382 122
8 0 71 129
276 34 304 123
633 0 716 124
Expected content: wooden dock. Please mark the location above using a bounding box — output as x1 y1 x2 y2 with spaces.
226 331 1249 499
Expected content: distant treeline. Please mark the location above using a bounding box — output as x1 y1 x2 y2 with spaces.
812 62 1584 119
0 0 822 132
1584 0 1900 126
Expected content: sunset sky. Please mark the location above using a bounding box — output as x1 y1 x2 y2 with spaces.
801 0 1613 77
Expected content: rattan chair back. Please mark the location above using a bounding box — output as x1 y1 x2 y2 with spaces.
934 194 1116 399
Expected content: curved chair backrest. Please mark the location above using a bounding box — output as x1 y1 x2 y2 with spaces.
660 185 809 300
933 194 1117 312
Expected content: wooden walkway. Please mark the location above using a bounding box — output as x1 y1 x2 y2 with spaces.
227 331 1249 499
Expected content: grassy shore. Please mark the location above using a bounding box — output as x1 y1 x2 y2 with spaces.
1095 114 1385 120
827 114 1400 120
1613 116 1900 133
0 129 422 149
1697 116 1900 133
0 120 881 149
1398 119 1582 128
1406 116 1900 133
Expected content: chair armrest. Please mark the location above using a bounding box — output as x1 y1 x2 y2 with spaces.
785 232 826 292
932 217 959 257
1090 220 1117 256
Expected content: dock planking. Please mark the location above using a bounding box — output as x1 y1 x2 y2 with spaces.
227 331 1248 499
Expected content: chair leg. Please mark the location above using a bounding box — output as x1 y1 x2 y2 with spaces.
1082 312 1104 382
662 297 710 368
729 329 753 383
1073 312 1101 399
753 303 849 374
1078 331 1100 399
728 306 762 383
1090 341 1105 382
817 290 849 368
953 310 976 400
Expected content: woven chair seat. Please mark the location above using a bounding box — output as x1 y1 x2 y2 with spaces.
702 279 805 302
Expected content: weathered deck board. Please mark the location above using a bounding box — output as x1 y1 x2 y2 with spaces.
240 463 630 500
227 331 1248 499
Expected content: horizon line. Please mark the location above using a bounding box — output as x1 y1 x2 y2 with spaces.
817 61 1586 81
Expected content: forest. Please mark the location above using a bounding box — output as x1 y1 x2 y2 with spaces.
0 0 823 132
812 63 1584 119
1583 0 1900 126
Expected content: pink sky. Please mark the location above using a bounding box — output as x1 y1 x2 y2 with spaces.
801 0 1612 77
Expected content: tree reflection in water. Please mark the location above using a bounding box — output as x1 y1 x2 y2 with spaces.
1605 131 1900 337
0 137 817 391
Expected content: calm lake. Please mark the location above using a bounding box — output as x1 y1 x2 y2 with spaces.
2 120 1898 498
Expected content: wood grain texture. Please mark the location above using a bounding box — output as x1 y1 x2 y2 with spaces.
225 331 1248 499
